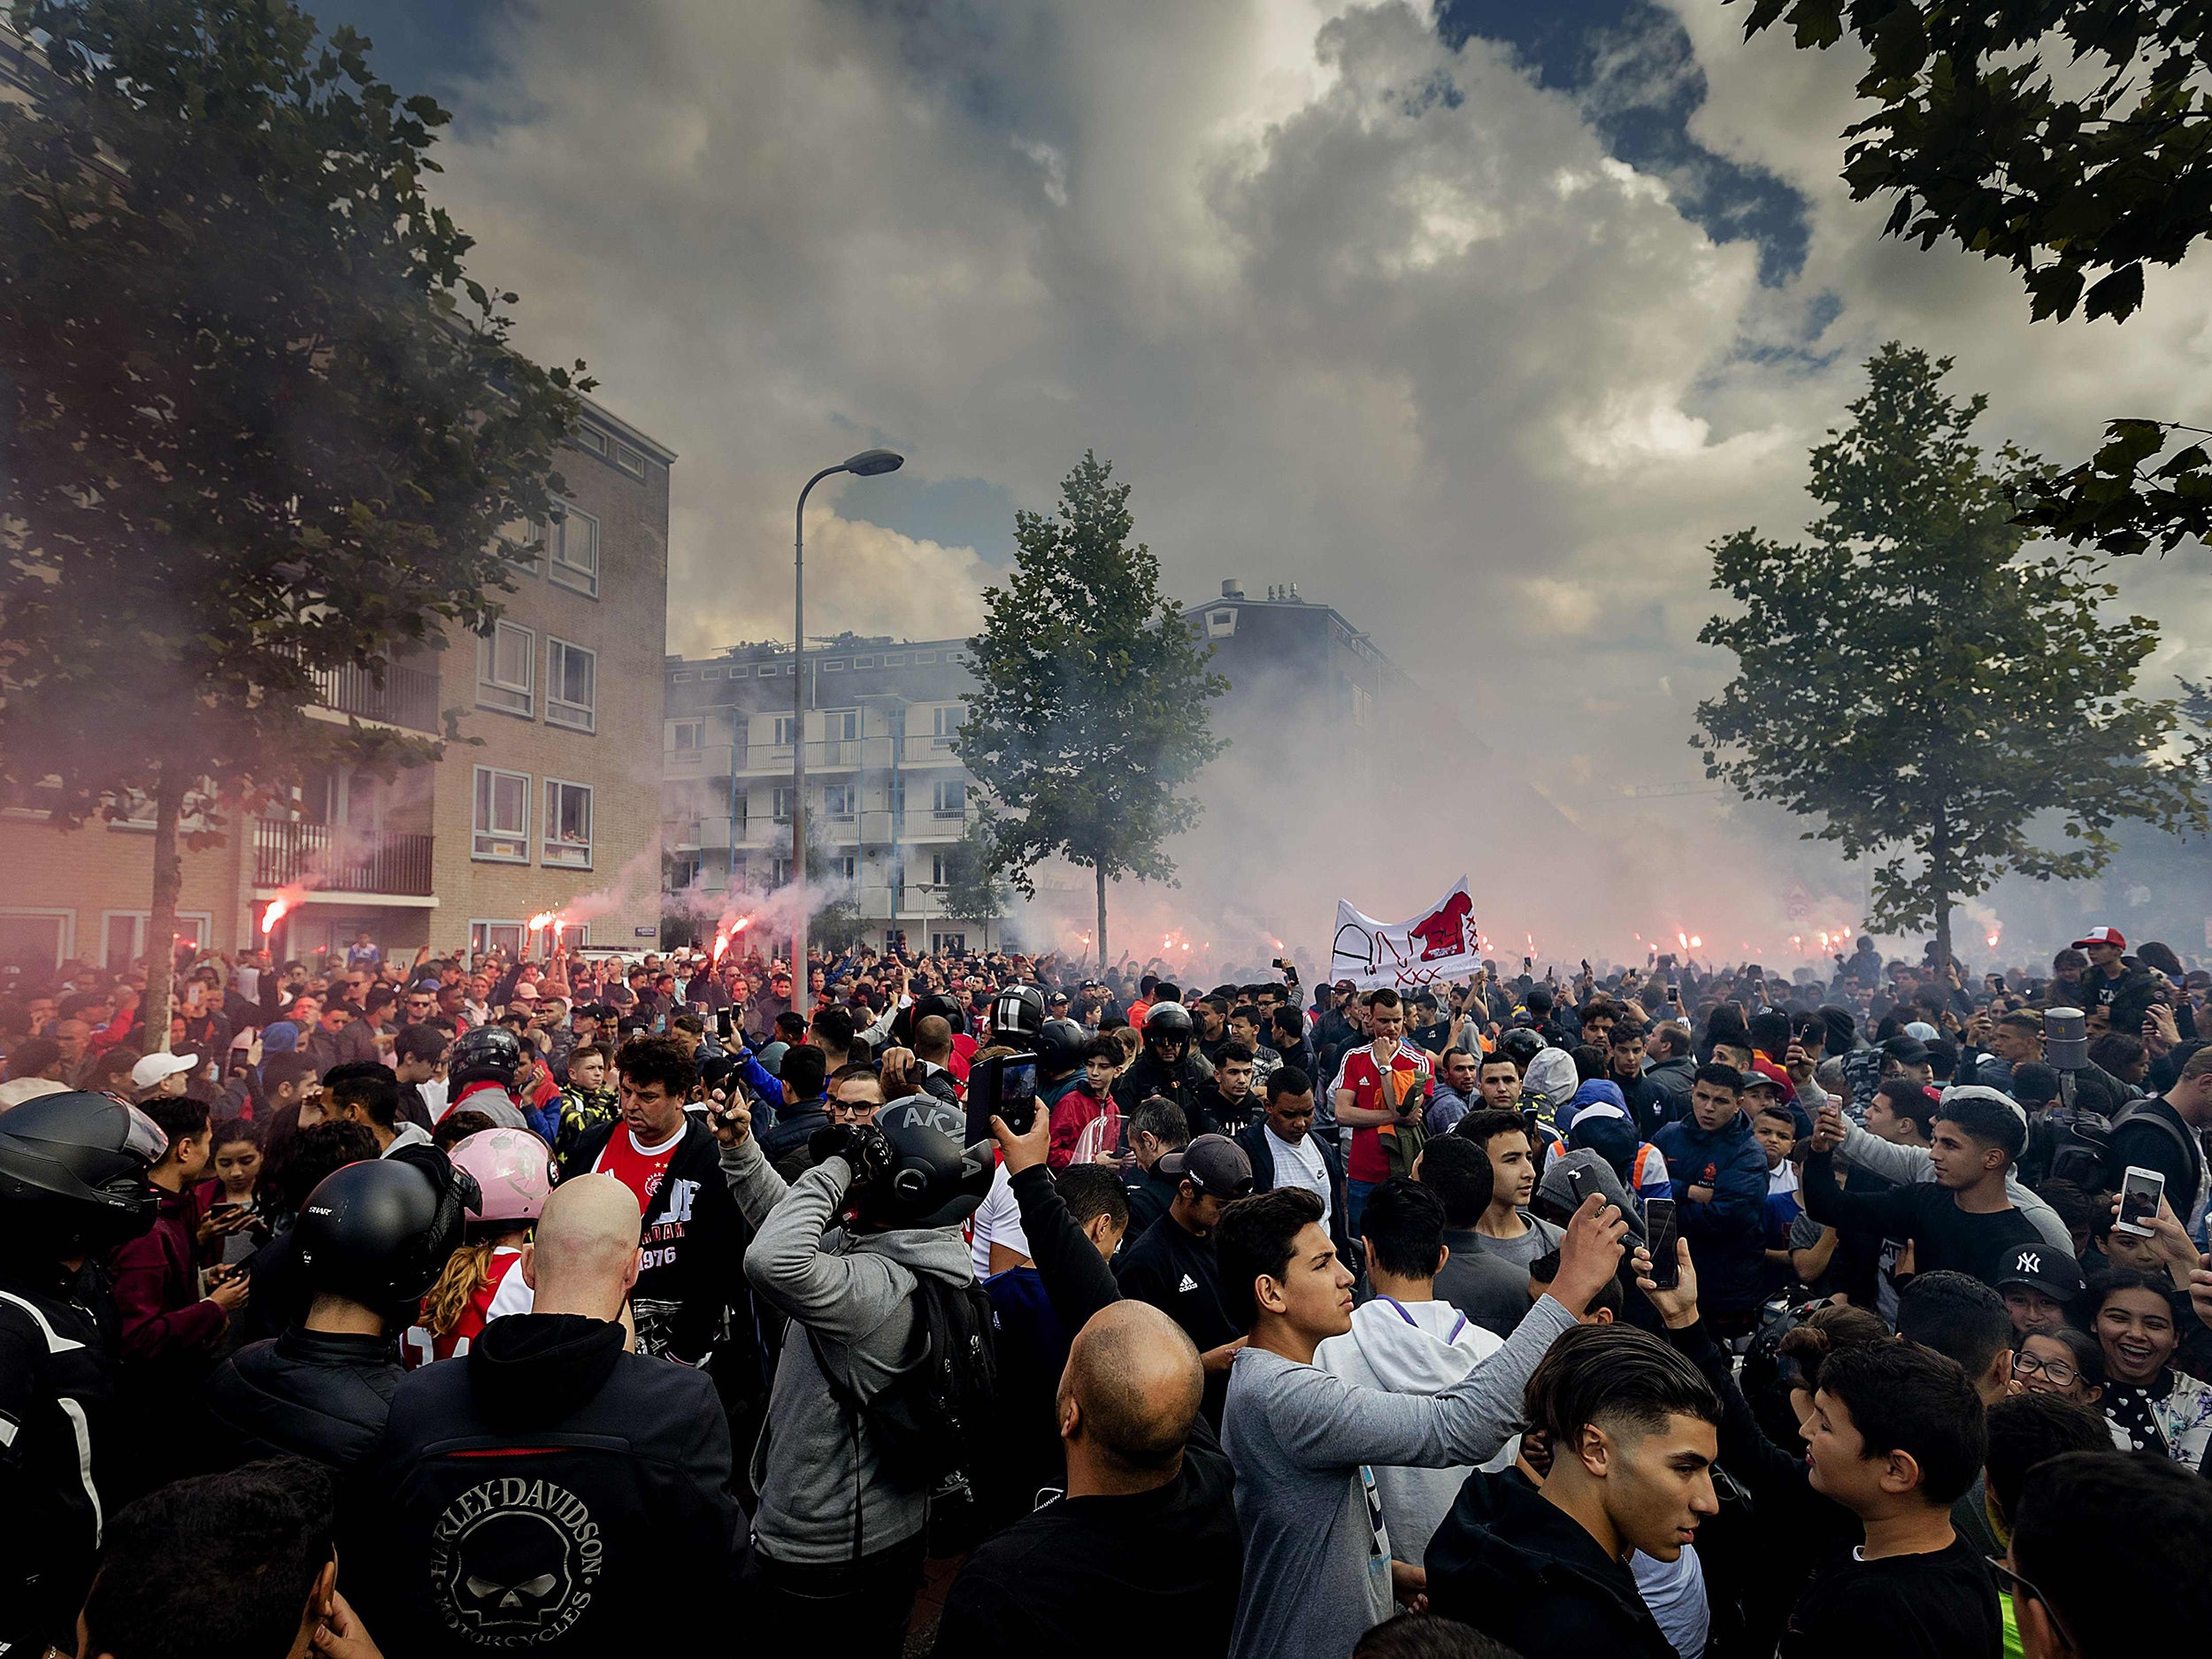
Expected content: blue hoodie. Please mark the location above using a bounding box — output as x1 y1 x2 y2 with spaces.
1650 1108 1769 1316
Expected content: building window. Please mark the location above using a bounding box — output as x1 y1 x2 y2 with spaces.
472 766 530 862
575 426 608 456
1206 607 1237 638
930 853 950 887
730 664 749 679
0 909 75 975
768 856 791 887
772 715 797 747
771 787 795 821
102 910 215 972
853 656 876 668
1351 683 1373 728
821 658 846 673
884 653 907 666
932 932 966 955
825 783 855 820
469 919 526 957
672 718 703 751
887 779 906 818
916 651 937 664
547 638 597 733
544 780 593 869
932 780 965 818
478 622 534 718
613 442 648 480
828 854 856 882
933 704 964 741
548 503 599 596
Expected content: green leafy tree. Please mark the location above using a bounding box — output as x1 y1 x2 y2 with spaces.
1734 0 2212 557
937 811 1012 954
960 453 1227 974
1693 344 2205 970
0 0 584 1034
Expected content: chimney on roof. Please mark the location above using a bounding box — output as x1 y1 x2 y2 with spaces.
1221 579 1245 600
1287 582 1302 602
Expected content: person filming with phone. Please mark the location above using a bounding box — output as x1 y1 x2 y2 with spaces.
710 1070 994 1655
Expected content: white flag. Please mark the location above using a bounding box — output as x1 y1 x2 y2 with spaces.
1329 879 1482 991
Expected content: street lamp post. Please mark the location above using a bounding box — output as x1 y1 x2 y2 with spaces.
791 448 903 993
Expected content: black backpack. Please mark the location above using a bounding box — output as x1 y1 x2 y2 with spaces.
2103 1098 2205 1200
808 1271 998 1556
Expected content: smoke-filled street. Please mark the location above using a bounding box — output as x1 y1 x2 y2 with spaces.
6 3 2212 1658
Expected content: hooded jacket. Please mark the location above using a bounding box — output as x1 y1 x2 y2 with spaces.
1643 1055 1697 1121
720 1134 979 1563
1425 1466 1679 1659
1521 1048 1581 1125
351 1312 741 1655
1235 1118 1353 1264
204 1326 401 1470
1650 1110 1769 1315
1312 1298 1506 1560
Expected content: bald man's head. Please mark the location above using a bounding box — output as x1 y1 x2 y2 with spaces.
912 1015 952 1063
524 1174 642 1316
1060 1301 1203 1477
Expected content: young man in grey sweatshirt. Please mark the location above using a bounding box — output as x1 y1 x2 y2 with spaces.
710 1088 985 1656
1215 1182 1630 1659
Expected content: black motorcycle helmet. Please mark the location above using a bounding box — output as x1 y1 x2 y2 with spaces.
1499 1027 1545 1069
449 1023 527 1093
1034 1017 1088 1079
1143 1002 1195 1056
989 982 1047 1041
293 1149 480 1309
0 1090 168 1258
853 1121 994 1231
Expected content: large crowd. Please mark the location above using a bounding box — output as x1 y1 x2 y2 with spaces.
2 922 2206 1659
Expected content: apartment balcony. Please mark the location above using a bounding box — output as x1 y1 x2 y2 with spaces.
309 660 442 733
254 820 434 896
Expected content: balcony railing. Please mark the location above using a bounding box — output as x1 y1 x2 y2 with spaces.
310 660 442 733
254 820 434 895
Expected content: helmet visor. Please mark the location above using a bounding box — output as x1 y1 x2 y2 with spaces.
120 1102 170 1166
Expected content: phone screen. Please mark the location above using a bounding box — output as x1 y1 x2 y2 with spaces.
2116 1165 2166 1237
1644 1199 1678 1289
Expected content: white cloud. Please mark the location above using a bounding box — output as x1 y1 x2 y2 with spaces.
411 0 2212 960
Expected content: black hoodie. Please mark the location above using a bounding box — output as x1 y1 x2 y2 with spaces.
349 1313 741 1655
1425 1467 1679 1659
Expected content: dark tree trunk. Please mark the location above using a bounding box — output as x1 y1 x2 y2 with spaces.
1094 865 1108 977
146 761 185 1053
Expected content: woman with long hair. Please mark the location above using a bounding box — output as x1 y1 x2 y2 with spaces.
403 1126 555 1369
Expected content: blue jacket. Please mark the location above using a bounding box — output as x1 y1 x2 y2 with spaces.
1650 1110 1769 1315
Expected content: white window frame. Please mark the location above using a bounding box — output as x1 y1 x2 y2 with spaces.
101 910 214 971
932 780 965 817
933 704 964 737
824 782 856 820
931 853 951 887
771 786 795 821
469 919 526 958
827 853 856 882
772 715 797 747
478 621 535 718
543 778 594 870
613 442 648 480
1205 607 1238 638
671 718 704 751
548 502 600 597
472 765 532 863
0 907 76 972
574 426 608 457
547 637 597 733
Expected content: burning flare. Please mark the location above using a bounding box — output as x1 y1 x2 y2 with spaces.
259 895 291 936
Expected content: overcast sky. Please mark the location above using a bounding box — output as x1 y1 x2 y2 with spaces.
317 0 2212 958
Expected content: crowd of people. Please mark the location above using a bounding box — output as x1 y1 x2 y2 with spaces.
2 920 2208 1659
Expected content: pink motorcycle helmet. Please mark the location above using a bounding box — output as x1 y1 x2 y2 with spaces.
449 1126 556 1225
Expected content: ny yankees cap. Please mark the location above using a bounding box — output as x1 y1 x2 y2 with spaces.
1995 1244 2085 1302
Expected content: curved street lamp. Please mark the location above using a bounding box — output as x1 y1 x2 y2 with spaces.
790 449 904 988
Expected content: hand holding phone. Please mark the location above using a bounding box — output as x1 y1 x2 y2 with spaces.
2116 1165 2166 1237
708 1087 751 1148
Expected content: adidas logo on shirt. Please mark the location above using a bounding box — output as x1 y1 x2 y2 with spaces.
1178 1273 1198 1294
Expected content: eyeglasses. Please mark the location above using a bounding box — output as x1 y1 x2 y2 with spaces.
1986 1555 2079 1652
2010 1350 2079 1386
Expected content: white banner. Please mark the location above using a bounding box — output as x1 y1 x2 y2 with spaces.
1329 879 1483 991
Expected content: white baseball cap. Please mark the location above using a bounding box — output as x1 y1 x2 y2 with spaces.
129 1051 199 1090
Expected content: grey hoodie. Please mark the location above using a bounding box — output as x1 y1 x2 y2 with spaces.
720 1135 978 1563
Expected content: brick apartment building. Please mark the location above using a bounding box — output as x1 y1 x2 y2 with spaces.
0 400 675 974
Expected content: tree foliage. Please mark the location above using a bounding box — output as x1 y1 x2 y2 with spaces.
959 453 1226 972
1693 344 2205 966
1735 1 2212 558
0 0 584 1026
937 810 1012 951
